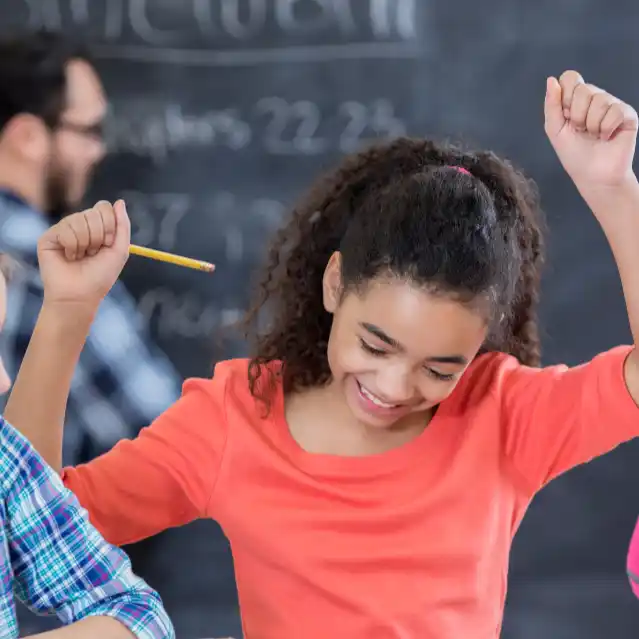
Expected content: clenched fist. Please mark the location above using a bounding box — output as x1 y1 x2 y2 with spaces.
545 70 638 190
37 200 130 309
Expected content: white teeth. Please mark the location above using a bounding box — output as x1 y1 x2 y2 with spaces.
359 384 397 409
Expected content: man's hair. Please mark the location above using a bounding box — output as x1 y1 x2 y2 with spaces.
0 30 92 131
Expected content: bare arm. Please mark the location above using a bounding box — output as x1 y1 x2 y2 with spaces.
582 178 639 401
544 72 639 402
28 617 134 638
5 201 126 470
4 302 94 471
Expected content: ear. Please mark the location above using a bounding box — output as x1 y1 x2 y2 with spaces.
322 251 343 313
1 114 51 161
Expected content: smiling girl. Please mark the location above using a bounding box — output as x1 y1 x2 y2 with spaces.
7 70 639 638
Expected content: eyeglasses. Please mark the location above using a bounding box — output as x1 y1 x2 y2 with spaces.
56 119 105 142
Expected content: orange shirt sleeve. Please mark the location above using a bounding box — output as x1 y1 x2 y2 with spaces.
61 376 227 546
498 346 639 493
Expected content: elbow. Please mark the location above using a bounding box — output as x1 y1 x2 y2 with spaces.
93 589 175 639
138 590 176 639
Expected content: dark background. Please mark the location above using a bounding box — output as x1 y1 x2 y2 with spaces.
3 1 639 637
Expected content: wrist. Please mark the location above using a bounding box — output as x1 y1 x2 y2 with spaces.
577 174 639 231
38 299 97 334
577 173 639 210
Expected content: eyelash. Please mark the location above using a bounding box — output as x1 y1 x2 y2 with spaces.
358 339 456 382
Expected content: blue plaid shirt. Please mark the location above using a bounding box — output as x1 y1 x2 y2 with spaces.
0 191 181 464
0 416 175 638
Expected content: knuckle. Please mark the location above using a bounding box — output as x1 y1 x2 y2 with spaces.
94 200 112 213
560 69 582 84
590 92 610 108
560 74 579 96
572 82 591 100
609 103 624 117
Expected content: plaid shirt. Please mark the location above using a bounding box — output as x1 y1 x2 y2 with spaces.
0 416 174 638
0 191 181 464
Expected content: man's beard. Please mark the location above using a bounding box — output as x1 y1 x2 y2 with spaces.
43 162 87 222
44 169 72 222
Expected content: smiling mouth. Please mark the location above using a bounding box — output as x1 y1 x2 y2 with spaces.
357 381 401 409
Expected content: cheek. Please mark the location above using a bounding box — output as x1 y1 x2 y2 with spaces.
416 376 464 407
55 138 100 175
326 330 369 379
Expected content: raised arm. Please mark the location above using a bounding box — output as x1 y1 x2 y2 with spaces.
544 71 639 398
495 73 639 493
5 202 226 545
4 201 131 470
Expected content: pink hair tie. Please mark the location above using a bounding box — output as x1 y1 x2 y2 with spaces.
445 165 471 176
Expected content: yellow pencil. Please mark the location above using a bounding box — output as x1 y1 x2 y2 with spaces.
129 244 215 273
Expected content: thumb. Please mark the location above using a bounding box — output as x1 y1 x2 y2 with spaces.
113 199 131 254
544 76 565 137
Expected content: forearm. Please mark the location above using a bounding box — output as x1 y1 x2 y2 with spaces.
580 176 639 398
27 616 135 638
4 302 95 471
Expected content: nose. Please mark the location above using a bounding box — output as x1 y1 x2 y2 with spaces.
376 364 415 403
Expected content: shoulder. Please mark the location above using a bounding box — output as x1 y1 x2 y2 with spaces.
185 357 281 404
453 345 634 408
445 350 554 418
447 351 520 408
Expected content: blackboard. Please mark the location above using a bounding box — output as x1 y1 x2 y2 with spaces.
4 2 639 637
0 0 426 378
2 1 638 380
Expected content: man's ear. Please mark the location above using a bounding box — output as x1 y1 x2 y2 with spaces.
1 113 50 162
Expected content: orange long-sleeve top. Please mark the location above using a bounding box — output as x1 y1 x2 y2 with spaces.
62 347 638 639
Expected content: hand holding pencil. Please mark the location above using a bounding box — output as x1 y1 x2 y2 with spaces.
37 199 214 311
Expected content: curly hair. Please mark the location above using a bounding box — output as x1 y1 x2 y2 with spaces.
243 137 545 409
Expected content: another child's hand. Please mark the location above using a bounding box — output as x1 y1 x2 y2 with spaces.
37 200 130 310
544 70 638 191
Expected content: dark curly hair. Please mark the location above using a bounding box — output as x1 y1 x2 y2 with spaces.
243 137 545 409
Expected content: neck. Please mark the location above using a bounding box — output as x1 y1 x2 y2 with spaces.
0 152 46 212
287 382 431 457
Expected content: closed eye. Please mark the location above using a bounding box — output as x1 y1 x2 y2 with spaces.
359 338 388 356
361 337 459 381
425 368 456 382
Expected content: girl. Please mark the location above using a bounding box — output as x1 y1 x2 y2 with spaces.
7 71 639 638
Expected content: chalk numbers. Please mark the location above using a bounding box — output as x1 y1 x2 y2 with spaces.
255 97 406 154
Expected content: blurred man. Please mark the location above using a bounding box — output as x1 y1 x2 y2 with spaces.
0 30 181 632
0 29 181 464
